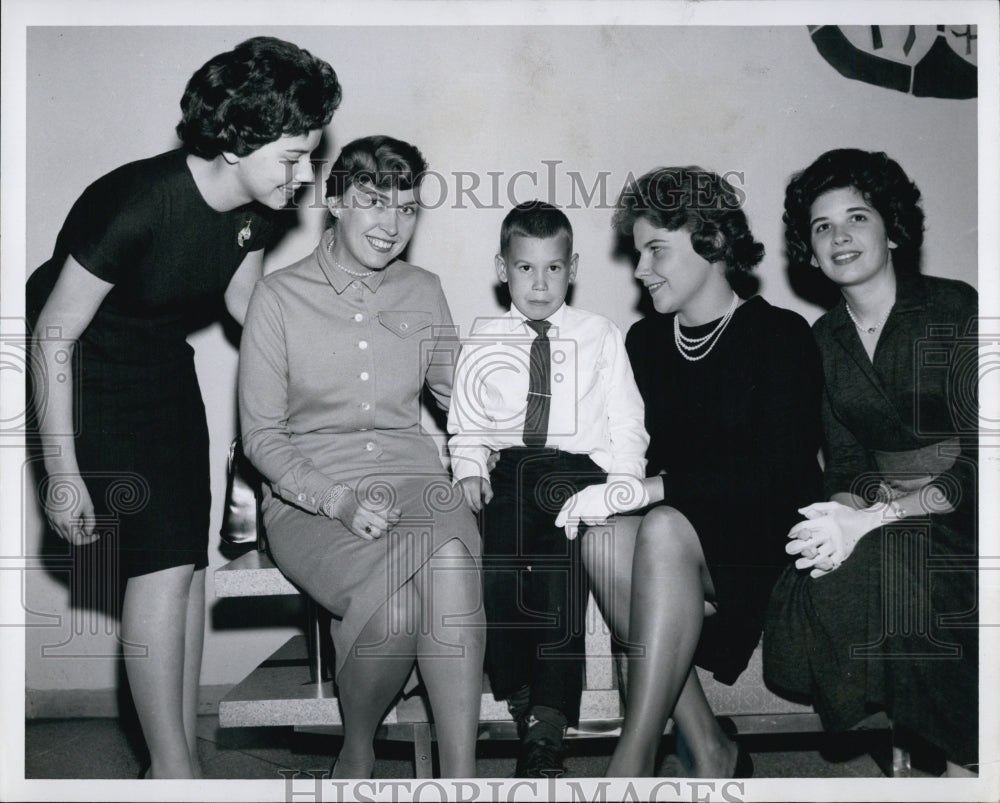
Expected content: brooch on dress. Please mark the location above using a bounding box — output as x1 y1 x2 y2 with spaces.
237 219 253 248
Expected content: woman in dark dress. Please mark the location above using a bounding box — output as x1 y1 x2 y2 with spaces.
27 37 341 778
560 167 824 776
764 149 978 776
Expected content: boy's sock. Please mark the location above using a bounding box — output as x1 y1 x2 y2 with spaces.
523 705 567 746
506 685 531 739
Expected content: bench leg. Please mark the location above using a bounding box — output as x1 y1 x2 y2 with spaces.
891 744 912 778
306 598 322 686
306 598 334 686
870 724 912 777
413 723 434 779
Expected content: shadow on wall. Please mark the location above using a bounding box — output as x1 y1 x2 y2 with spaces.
787 261 843 312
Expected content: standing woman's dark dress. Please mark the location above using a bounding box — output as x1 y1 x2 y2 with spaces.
626 296 824 683
27 150 278 578
765 273 978 767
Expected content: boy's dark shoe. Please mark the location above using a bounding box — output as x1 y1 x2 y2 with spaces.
514 707 568 778
515 735 566 778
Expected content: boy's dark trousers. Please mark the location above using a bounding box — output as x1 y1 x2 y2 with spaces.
481 447 606 727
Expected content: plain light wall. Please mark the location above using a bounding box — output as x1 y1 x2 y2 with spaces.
22 25 977 696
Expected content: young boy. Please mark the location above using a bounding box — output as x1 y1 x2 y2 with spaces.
448 201 649 777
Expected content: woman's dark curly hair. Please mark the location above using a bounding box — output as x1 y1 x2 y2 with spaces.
613 166 765 280
783 149 924 275
325 135 427 199
177 36 342 158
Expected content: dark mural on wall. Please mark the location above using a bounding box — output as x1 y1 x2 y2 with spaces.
810 25 977 99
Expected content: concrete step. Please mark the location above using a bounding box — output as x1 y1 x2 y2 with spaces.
215 552 821 739
219 635 623 733
214 549 298 597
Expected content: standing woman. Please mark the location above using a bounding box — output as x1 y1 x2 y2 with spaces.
239 136 485 779
563 167 824 777
27 37 341 779
764 149 978 776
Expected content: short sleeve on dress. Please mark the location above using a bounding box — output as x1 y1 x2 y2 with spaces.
58 169 154 285
244 209 283 253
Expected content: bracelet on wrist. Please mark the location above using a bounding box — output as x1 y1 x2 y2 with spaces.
321 484 350 518
865 499 904 524
885 499 905 520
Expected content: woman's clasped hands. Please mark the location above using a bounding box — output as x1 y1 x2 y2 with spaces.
786 501 885 578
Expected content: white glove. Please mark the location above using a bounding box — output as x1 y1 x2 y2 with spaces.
786 501 882 578
554 476 650 539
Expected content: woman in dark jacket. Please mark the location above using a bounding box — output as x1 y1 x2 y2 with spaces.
764 148 978 776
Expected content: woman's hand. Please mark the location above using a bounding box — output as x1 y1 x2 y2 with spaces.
44 471 99 545
32 257 113 547
328 486 401 541
786 501 882 578
458 476 493 513
555 476 650 540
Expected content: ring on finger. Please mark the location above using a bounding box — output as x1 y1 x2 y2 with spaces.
364 525 374 535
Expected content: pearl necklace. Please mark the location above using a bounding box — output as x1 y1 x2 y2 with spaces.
674 293 739 362
845 301 892 335
326 235 375 277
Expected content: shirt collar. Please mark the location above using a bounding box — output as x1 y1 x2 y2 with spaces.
892 271 928 313
316 228 389 294
830 272 928 333
506 302 568 334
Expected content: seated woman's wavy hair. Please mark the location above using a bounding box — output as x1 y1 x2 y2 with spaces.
176 36 342 158
325 135 428 201
613 166 765 282
783 148 925 275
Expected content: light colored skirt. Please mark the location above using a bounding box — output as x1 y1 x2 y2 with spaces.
263 469 480 680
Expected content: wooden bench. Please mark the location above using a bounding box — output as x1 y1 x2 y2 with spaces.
215 549 908 778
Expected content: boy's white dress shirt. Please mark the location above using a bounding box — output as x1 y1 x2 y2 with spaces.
448 303 648 484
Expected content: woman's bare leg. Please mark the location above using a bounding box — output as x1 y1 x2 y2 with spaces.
583 507 732 777
182 568 206 777
122 563 198 778
334 586 420 779
671 667 737 777
581 518 637 640
414 538 486 777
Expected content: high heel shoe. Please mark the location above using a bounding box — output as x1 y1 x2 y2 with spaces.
330 754 375 779
718 716 753 778
732 744 754 778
